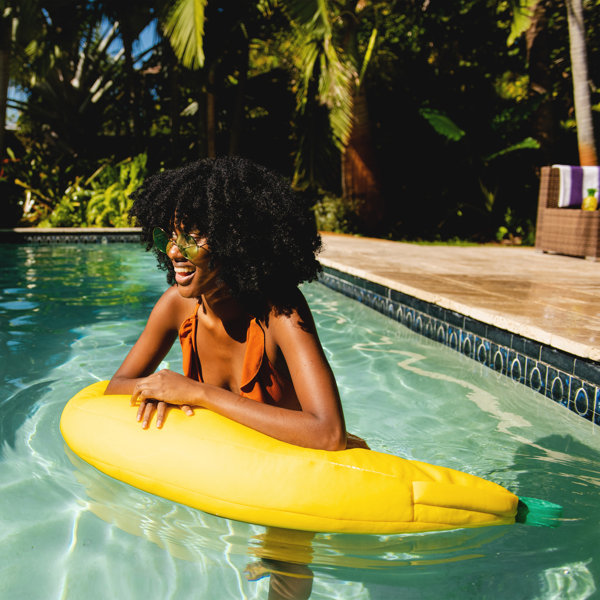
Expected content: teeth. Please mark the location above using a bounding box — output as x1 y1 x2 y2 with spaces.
174 266 195 274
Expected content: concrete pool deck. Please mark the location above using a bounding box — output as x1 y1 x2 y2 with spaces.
319 233 600 364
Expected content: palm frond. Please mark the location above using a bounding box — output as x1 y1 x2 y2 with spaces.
281 0 355 148
419 108 465 142
162 0 207 70
506 0 540 46
318 44 354 148
484 137 540 161
358 27 378 89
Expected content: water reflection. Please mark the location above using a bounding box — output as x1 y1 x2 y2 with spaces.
64 446 518 599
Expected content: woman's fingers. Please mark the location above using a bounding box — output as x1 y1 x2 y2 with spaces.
156 401 167 428
136 398 147 422
141 400 155 429
131 377 193 427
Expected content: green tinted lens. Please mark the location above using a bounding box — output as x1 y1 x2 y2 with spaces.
152 227 170 253
178 232 200 260
153 228 201 260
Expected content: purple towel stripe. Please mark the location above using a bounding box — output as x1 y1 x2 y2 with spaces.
570 166 583 207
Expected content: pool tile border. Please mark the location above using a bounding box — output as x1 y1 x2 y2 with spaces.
318 265 600 426
0 228 142 244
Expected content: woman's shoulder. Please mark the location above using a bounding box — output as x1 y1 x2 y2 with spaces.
264 289 316 337
152 286 198 329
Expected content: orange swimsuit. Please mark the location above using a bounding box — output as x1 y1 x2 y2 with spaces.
179 304 292 404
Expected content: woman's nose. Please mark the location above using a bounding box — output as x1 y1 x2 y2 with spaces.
167 240 184 259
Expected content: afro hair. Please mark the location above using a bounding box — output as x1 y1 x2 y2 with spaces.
129 156 322 315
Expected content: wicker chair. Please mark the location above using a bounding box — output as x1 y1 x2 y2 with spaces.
535 166 600 260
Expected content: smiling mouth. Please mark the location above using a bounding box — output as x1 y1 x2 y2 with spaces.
174 265 195 284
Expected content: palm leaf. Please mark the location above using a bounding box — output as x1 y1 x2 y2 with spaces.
419 108 465 142
281 0 355 148
163 0 207 70
507 0 540 46
358 27 378 89
484 137 540 161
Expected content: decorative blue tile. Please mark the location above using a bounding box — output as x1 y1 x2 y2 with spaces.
422 316 434 339
447 326 460 351
404 309 416 330
435 321 447 345
475 337 490 366
375 295 387 314
546 367 570 407
508 351 526 385
386 301 396 319
490 344 508 376
569 379 594 421
394 305 404 323
460 331 474 359
526 359 547 395
414 313 425 335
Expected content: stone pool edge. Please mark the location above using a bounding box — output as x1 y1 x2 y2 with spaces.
318 261 600 427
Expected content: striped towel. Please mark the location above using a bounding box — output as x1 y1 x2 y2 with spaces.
553 165 600 207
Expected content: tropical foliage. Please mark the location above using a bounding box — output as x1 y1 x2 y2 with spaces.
18 153 147 227
2 0 599 241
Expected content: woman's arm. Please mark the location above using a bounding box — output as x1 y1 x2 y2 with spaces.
104 287 190 395
130 292 348 450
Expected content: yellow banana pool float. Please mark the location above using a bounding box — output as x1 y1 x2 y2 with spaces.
60 382 560 534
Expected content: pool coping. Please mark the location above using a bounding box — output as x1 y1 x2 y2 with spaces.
2 227 598 426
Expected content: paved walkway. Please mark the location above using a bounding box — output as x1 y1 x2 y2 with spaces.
319 233 600 363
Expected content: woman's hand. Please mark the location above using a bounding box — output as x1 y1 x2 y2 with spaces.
130 369 198 428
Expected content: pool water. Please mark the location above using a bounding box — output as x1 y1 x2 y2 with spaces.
1 243 599 600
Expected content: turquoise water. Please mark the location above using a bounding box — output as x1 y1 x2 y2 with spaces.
1 243 599 599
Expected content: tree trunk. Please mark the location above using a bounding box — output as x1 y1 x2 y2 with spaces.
565 0 597 165
0 17 11 162
206 62 216 158
228 37 248 156
525 0 557 164
120 24 142 149
341 85 384 233
166 42 181 145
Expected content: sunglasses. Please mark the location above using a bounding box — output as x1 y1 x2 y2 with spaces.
152 227 208 261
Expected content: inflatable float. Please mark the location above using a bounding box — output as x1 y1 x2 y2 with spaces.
60 382 561 534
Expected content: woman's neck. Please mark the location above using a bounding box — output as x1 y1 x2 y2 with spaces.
200 292 251 332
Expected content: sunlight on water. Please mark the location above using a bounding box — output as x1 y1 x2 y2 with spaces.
1 243 599 599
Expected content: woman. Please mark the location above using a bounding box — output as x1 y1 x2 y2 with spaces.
106 156 366 452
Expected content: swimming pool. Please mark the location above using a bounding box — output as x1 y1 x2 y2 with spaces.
1 243 599 599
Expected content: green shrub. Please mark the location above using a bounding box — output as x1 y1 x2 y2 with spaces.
313 195 360 234
38 181 88 227
37 154 147 227
85 154 147 227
